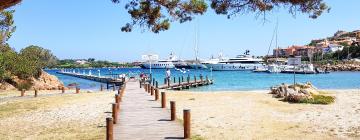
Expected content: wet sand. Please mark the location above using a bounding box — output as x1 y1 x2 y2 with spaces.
166 89 360 140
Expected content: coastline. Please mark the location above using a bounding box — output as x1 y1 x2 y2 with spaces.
166 89 360 140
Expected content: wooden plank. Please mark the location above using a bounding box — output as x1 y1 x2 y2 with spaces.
113 80 183 140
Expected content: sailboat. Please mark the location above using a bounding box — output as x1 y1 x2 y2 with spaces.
266 19 283 73
189 20 207 69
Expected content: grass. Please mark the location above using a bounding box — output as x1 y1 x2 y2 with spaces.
191 134 206 140
299 94 335 105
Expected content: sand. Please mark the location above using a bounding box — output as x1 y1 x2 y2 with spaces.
0 90 114 139
166 89 360 140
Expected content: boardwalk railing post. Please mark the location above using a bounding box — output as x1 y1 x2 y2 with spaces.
178 77 181 86
112 84 116 91
147 84 151 94
76 87 80 94
200 74 203 82
112 103 118 124
100 84 104 91
164 78 167 85
173 77 176 83
21 89 25 97
167 78 170 88
182 76 184 82
155 88 159 100
156 81 158 88
139 81 142 88
34 89 38 97
183 109 191 139
170 101 176 121
150 86 154 96
62 87 65 94
106 117 113 140
161 92 166 108
153 78 155 86
144 83 148 92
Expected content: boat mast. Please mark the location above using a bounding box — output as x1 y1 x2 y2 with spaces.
275 19 279 64
194 20 199 63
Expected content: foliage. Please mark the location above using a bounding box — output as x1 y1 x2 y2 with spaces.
55 58 134 68
0 10 16 44
15 80 33 90
112 0 329 33
312 44 360 63
19 45 58 68
299 94 335 105
0 0 21 11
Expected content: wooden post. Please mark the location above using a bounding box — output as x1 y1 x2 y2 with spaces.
150 86 154 96
117 89 121 96
164 78 167 84
61 87 65 93
155 88 159 100
153 78 155 86
173 77 176 83
156 81 158 88
170 101 176 121
167 78 170 88
161 92 166 108
107 82 109 89
144 84 148 92
106 117 113 140
112 103 118 124
76 87 80 94
182 76 184 82
100 84 104 91
34 89 38 97
200 74 203 82
21 89 25 97
115 94 119 104
194 76 197 83
147 84 151 94
139 81 142 88
183 109 191 139
112 84 116 91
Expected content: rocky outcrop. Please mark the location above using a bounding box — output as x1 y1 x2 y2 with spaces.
2 70 64 90
30 71 64 90
0 82 16 90
269 82 320 103
319 63 360 71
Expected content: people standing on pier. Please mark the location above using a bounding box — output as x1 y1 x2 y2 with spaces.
166 68 171 84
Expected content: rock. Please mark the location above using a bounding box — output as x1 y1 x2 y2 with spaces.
87 90 93 93
300 89 310 95
30 70 65 90
0 82 16 90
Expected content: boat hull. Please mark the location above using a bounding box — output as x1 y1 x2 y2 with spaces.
208 64 263 71
140 63 175 69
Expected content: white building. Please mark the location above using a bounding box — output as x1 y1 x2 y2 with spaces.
322 44 344 53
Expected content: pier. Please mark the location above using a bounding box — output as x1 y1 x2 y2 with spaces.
56 72 125 89
112 80 183 139
146 75 214 90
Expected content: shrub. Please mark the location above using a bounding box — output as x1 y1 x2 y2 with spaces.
16 80 33 90
299 94 335 105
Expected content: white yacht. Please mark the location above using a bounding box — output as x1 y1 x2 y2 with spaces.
207 51 264 71
140 52 176 69
202 53 228 69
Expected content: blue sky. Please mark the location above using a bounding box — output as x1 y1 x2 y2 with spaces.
7 0 360 62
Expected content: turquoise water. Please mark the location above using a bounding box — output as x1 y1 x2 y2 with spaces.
46 68 360 91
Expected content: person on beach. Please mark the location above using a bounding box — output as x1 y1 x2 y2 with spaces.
166 68 171 84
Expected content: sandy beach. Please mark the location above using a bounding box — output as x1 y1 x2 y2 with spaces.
166 89 360 140
0 90 114 139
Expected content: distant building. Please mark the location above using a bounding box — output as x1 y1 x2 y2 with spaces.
322 44 344 53
273 45 320 57
75 60 88 65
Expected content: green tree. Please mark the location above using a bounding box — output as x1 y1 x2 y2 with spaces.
1 0 329 33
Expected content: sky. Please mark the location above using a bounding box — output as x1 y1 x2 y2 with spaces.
7 0 360 62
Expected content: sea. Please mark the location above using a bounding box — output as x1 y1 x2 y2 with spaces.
46 68 360 91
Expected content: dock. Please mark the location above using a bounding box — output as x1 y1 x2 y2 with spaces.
56 72 125 89
113 80 183 139
146 75 214 90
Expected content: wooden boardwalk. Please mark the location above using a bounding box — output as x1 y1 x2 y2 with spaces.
114 80 184 140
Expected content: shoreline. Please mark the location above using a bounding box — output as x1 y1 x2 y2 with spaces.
167 89 360 139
